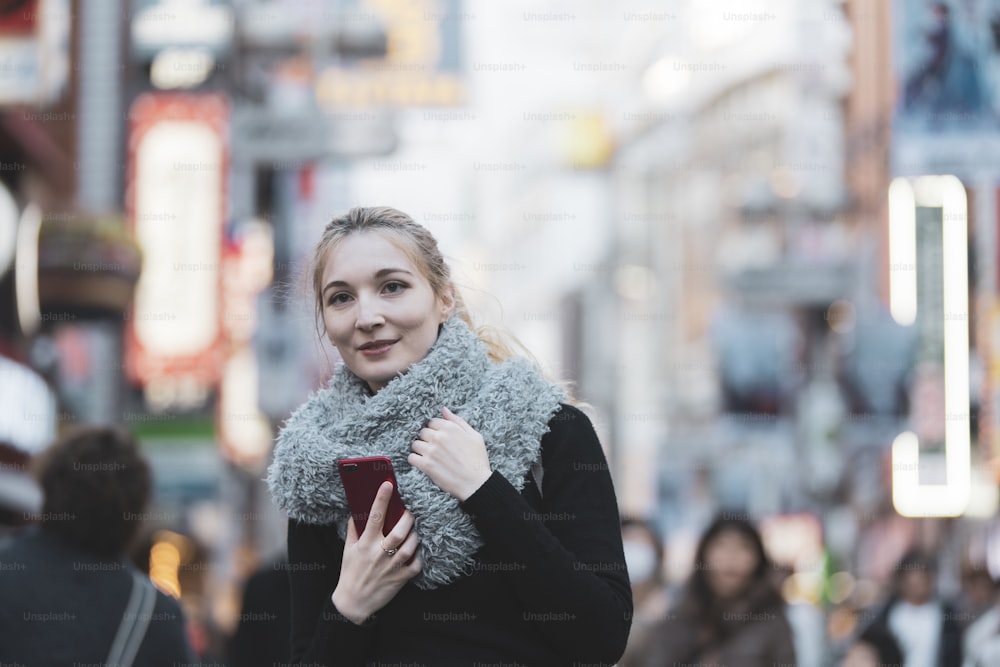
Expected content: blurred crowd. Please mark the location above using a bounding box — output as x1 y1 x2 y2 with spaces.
3 425 1000 665
618 514 1000 666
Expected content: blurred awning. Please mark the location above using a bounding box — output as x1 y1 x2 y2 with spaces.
36 215 142 320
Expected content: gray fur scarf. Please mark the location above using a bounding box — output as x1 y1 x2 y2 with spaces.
266 313 566 589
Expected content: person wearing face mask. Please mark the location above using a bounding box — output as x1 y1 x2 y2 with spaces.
617 517 673 667
641 513 796 667
267 207 631 666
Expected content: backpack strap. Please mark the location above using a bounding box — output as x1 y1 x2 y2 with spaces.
107 569 156 667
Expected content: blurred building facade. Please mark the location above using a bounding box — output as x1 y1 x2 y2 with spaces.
608 0 854 562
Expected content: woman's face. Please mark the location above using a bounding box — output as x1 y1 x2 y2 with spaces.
320 231 453 393
839 642 879 667
899 569 934 605
703 530 760 600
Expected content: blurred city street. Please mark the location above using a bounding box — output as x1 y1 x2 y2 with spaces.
2 0 1000 664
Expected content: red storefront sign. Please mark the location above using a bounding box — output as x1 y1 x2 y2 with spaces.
124 93 229 394
0 0 38 35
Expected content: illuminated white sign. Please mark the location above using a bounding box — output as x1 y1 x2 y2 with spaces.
219 346 271 468
888 176 971 517
0 183 17 276
131 0 234 56
14 203 40 336
150 47 216 90
0 355 56 455
134 120 222 357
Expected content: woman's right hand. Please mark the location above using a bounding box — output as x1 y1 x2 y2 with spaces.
331 481 422 624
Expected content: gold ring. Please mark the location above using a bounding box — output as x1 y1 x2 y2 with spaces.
381 540 398 557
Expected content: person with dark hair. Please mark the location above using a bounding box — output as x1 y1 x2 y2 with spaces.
873 548 962 666
961 568 1000 667
839 621 905 667
641 513 796 666
0 426 196 666
618 517 673 667
267 206 631 665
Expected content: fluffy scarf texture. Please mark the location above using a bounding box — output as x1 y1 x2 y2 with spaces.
266 313 566 589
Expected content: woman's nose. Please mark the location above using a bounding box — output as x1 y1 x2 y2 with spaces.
355 294 385 329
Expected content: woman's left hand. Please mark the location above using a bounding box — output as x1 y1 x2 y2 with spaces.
409 406 492 501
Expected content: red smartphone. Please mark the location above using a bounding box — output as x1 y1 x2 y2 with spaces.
337 456 406 537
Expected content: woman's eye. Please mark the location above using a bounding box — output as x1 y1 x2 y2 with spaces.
383 281 407 294
327 293 350 306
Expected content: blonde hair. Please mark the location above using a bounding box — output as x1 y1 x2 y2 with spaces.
311 206 580 403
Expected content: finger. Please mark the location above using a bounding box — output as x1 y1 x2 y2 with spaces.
395 527 420 562
407 451 426 471
410 439 431 456
345 511 359 545
363 481 394 539
441 406 471 430
416 427 436 442
384 509 415 548
424 418 447 431
426 417 460 436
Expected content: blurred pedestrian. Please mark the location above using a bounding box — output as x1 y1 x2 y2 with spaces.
267 206 631 665
0 439 42 542
839 621 905 667
874 548 963 666
618 517 673 667
962 570 1000 667
772 563 826 667
0 425 196 666
641 513 796 666
955 559 995 629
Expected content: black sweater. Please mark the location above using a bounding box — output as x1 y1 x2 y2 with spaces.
286 403 632 666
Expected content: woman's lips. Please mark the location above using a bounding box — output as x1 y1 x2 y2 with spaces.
360 340 396 357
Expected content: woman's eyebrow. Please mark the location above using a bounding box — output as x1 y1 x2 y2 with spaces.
323 268 414 293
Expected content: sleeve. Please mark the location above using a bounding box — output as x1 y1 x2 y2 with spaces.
768 613 798 665
941 605 964 666
286 518 379 666
962 615 988 667
145 593 198 667
459 403 633 664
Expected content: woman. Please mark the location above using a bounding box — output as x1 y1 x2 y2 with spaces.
267 206 631 666
642 514 796 666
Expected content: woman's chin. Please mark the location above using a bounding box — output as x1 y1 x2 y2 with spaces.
362 370 405 393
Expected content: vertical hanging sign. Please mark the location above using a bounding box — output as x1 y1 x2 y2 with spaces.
124 93 229 408
888 176 971 516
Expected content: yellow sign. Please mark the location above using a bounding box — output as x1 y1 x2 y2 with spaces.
315 0 464 108
316 71 462 107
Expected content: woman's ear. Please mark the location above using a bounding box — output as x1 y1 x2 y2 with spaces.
439 284 457 320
